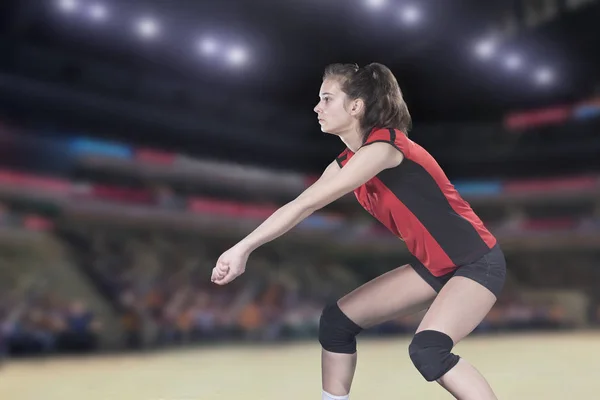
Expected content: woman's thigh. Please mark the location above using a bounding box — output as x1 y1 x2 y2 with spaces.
338 264 438 329
416 276 497 344
416 244 507 343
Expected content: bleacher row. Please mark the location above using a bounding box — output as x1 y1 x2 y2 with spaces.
1 137 600 240
1 167 600 254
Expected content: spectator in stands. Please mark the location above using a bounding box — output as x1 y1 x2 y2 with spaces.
58 300 101 353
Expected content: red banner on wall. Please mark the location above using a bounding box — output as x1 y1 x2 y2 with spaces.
504 106 571 131
522 218 577 231
135 148 176 165
187 198 276 218
0 170 71 192
504 176 597 193
91 185 155 204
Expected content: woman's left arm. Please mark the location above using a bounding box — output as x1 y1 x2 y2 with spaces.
237 142 404 253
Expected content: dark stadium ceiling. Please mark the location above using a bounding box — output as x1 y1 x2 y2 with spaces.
1 0 599 123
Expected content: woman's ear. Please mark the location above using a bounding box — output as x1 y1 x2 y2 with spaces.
350 98 365 116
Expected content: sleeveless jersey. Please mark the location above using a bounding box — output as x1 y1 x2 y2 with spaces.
336 128 497 276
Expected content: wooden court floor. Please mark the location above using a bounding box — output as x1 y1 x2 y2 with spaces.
1 332 598 400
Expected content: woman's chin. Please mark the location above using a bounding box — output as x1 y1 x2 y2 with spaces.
321 126 338 135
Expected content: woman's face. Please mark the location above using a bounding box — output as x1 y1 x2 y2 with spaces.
314 78 357 136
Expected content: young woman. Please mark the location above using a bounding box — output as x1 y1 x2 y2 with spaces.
211 63 505 400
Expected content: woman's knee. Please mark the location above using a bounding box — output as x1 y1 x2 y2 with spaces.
408 329 460 382
318 303 363 354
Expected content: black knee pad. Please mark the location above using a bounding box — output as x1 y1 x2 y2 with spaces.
409 330 460 382
318 303 363 354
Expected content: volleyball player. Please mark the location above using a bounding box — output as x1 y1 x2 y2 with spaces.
211 63 506 400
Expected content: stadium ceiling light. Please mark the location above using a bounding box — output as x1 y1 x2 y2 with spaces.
399 5 421 25
58 0 79 13
135 17 160 39
88 3 108 22
504 54 523 71
474 38 497 60
534 67 554 85
198 37 218 55
226 46 248 66
365 0 387 11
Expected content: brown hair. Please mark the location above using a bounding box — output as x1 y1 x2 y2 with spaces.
322 63 412 140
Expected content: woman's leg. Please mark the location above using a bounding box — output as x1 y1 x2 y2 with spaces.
321 264 437 398
409 276 499 400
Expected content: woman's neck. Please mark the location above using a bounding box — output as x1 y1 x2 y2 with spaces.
338 126 365 153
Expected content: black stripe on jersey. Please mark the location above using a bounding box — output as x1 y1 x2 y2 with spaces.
335 151 348 168
377 160 491 266
361 128 404 157
388 128 396 144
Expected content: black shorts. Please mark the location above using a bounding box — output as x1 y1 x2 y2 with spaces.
411 244 506 298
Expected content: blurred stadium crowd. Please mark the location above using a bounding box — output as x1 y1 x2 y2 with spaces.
1 94 600 359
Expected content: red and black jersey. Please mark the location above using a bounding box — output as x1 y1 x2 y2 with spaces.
336 128 497 277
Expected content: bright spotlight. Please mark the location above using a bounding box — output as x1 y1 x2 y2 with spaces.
88 3 108 21
57 0 79 13
504 54 522 71
227 46 248 66
400 5 421 24
474 38 497 60
534 67 554 85
135 17 160 39
198 38 218 55
365 0 387 10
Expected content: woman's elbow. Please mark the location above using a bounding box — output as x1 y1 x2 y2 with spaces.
293 196 321 215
